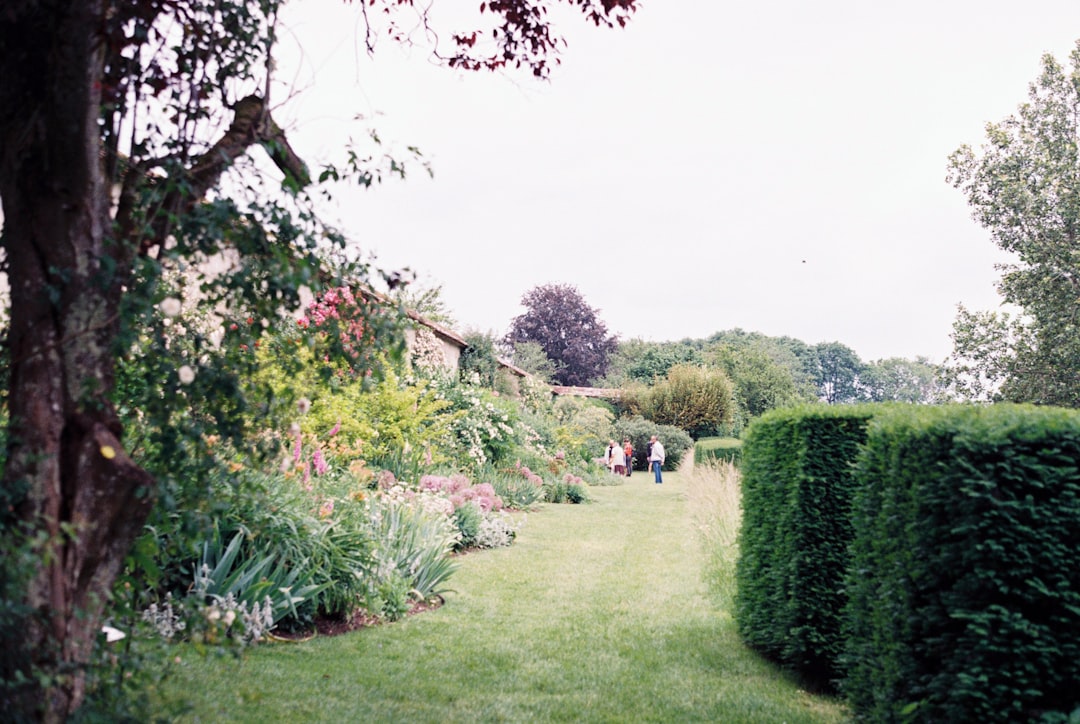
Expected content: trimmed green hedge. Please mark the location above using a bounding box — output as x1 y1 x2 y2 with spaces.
734 405 873 688
843 405 1080 723
694 437 743 466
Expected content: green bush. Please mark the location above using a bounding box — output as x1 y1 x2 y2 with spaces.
613 416 693 471
565 482 590 503
453 502 483 550
543 479 568 503
843 405 1080 722
734 405 873 688
694 437 743 466
551 396 614 464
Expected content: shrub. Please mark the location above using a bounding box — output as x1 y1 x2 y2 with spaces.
434 375 520 469
734 405 873 688
613 417 693 471
474 513 523 549
453 503 483 550
694 437 743 466
565 481 590 503
631 363 738 439
544 479 568 504
551 396 614 463
843 405 1080 722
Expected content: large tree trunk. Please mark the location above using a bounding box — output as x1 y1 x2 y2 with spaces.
0 2 156 721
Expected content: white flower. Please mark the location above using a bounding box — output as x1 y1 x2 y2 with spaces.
297 398 312 415
160 297 182 317
178 365 196 384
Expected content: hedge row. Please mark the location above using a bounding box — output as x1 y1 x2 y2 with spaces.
844 405 1080 722
694 437 743 466
734 405 873 686
735 404 1080 722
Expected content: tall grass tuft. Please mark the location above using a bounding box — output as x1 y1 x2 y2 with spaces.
688 459 742 612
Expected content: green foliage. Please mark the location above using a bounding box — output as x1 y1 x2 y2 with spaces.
551 396 615 463
843 405 1080 722
941 303 1032 403
734 405 874 688
459 331 502 388
564 481 590 503
510 341 559 382
192 527 326 630
543 479 568 503
613 416 693 471
602 338 704 386
364 492 460 609
390 283 457 328
434 376 520 469
707 330 820 401
627 364 737 439
859 356 943 403
694 437 743 466
255 338 453 464
810 342 864 405
479 464 546 510
453 503 483 549
947 42 1080 407
708 342 802 431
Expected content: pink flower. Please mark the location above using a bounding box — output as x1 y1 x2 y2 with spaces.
448 474 470 494
420 474 447 492
328 420 341 437
313 449 328 476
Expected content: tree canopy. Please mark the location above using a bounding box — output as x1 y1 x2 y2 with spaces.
622 363 736 439
504 283 618 387
946 41 1080 407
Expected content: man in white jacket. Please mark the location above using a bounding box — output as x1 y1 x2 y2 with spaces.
648 435 665 484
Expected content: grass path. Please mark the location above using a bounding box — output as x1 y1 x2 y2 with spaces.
164 469 848 722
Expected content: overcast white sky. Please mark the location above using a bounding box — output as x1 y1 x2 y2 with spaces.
273 1 1080 363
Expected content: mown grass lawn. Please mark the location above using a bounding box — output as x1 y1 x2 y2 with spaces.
160 466 848 722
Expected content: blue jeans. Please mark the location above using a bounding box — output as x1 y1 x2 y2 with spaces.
651 460 663 483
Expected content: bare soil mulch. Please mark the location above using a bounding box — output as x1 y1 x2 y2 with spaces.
270 596 444 642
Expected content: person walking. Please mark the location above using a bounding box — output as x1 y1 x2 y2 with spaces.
622 438 634 477
648 435 665 484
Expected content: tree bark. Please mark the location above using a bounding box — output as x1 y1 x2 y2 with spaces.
1 4 308 718
0 2 157 720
